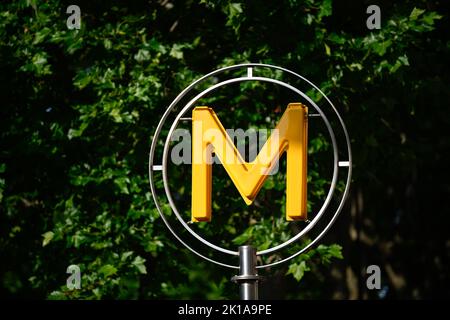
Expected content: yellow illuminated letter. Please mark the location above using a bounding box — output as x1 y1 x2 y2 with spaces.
191 103 308 222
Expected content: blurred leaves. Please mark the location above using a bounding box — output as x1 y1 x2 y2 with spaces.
42 231 54 247
287 261 310 281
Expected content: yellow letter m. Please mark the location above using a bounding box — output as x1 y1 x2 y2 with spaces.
191 103 308 222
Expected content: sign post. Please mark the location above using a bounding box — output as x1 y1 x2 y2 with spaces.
149 63 352 300
232 246 261 300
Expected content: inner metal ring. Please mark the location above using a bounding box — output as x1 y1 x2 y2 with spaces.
162 76 338 256
149 63 352 269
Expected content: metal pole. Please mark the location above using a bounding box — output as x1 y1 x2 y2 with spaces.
231 245 261 300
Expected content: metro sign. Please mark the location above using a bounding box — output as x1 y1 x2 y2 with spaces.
149 64 352 294
191 103 308 222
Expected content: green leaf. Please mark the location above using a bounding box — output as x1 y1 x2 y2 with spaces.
398 55 409 66
317 244 343 264
318 0 332 18
132 256 147 274
372 40 392 56
324 43 331 56
169 44 184 60
348 63 363 71
287 261 310 282
134 49 151 62
328 33 346 45
232 227 253 245
389 55 410 73
410 7 425 20
42 231 54 247
67 122 88 139
422 12 442 26
48 291 67 300
229 3 243 16
99 264 118 277
114 177 130 194
121 251 134 262
327 244 344 259
148 38 167 54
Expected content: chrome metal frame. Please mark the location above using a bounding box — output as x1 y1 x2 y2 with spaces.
148 63 352 269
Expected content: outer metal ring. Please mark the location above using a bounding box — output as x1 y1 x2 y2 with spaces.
148 63 352 269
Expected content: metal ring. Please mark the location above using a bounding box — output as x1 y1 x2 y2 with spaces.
149 63 352 269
